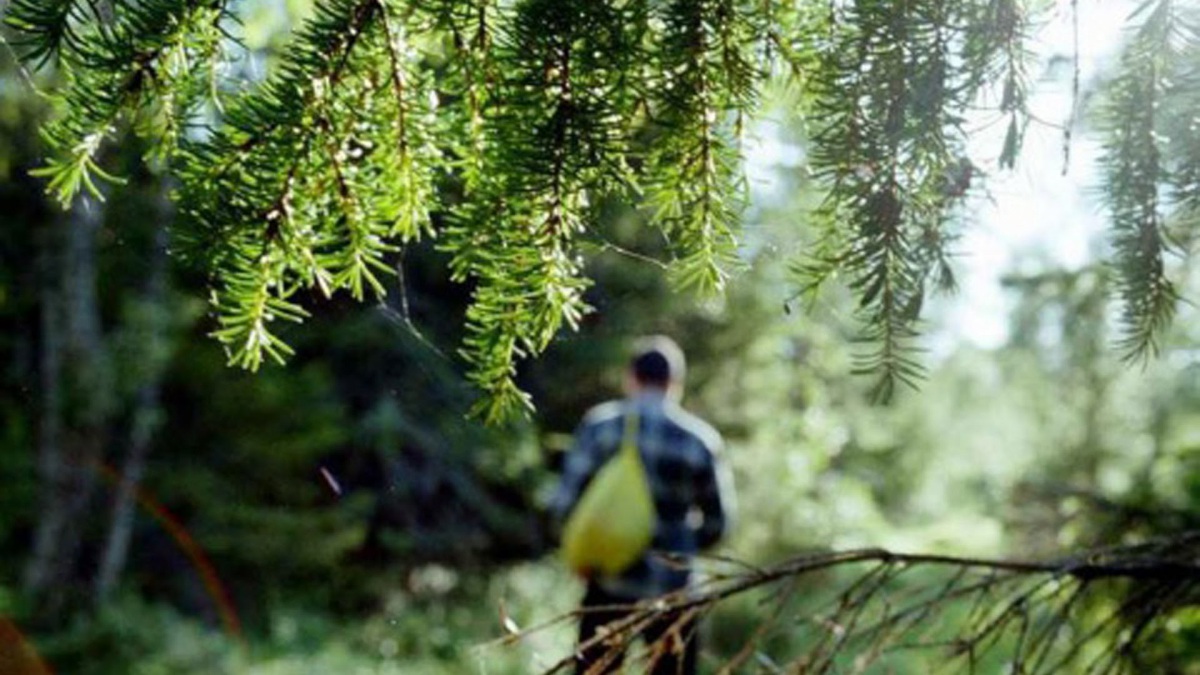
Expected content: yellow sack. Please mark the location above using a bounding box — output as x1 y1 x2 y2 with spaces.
561 410 656 577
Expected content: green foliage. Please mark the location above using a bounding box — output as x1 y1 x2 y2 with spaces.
8 0 229 204
4 0 82 68
642 0 758 295
7 0 1200 415
8 563 580 675
176 0 419 372
9 56 1200 672
1096 0 1194 362
798 0 1033 401
444 0 631 420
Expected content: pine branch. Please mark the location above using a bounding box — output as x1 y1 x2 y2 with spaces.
178 0 387 371
445 0 636 420
1099 0 1181 362
644 0 759 295
4 0 85 67
801 0 1027 401
479 536 1200 674
27 0 231 207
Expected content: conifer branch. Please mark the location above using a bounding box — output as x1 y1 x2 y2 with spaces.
802 0 1024 401
962 0 1031 170
4 0 86 67
645 0 757 295
7 0 1199 417
180 0 384 370
1099 0 1182 362
448 0 638 420
482 536 1200 674
374 0 436 240
24 0 231 206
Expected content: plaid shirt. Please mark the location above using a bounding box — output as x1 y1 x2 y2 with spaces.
551 392 733 599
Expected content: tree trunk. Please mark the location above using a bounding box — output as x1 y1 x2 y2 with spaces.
24 199 112 618
25 213 64 604
94 195 171 602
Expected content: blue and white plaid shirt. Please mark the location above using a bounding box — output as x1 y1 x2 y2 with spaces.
551 392 733 599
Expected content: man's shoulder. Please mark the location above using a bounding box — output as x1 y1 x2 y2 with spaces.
580 400 625 428
664 404 723 454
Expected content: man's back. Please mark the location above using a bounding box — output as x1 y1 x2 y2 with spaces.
557 336 729 674
552 392 731 599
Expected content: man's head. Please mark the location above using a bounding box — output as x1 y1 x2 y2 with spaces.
625 335 686 400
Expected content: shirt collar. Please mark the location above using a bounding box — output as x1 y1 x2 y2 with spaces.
631 389 670 408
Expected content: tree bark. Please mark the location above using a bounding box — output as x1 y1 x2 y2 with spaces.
25 212 64 604
24 198 112 618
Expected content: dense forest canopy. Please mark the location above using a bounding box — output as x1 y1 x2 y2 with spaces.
5 0 1199 417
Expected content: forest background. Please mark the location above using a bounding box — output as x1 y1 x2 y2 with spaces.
3 0 1200 673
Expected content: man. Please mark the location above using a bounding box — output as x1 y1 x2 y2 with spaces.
551 335 733 675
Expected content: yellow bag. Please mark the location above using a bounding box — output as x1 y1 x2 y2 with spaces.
561 410 656 577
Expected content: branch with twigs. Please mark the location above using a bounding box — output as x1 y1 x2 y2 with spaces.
479 534 1200 673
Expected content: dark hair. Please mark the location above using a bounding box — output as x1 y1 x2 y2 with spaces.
629 335 686 388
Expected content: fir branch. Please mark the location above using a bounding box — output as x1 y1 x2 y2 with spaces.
1158 6 1200 263
962 0 1032 170
761 0 829 89
644 0 759 295
802 0 1026 400
1099 0 1181 362
428 0 498 191
178 0 385 371
28 0 231 207
374 0 437 240
446 0 635 420
209 248 310 370
4 0 86 67
8 0 1193 417
805 0 927 401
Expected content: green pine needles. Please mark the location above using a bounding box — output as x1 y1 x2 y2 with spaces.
5 0 1200 418
1098 0 1195 362
11 0 228 200
799 0 1033 401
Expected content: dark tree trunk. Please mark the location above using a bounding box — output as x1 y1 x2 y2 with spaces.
24 199 113 618
25 212 64 604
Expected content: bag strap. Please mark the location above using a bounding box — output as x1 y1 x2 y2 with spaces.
619 407 640 458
